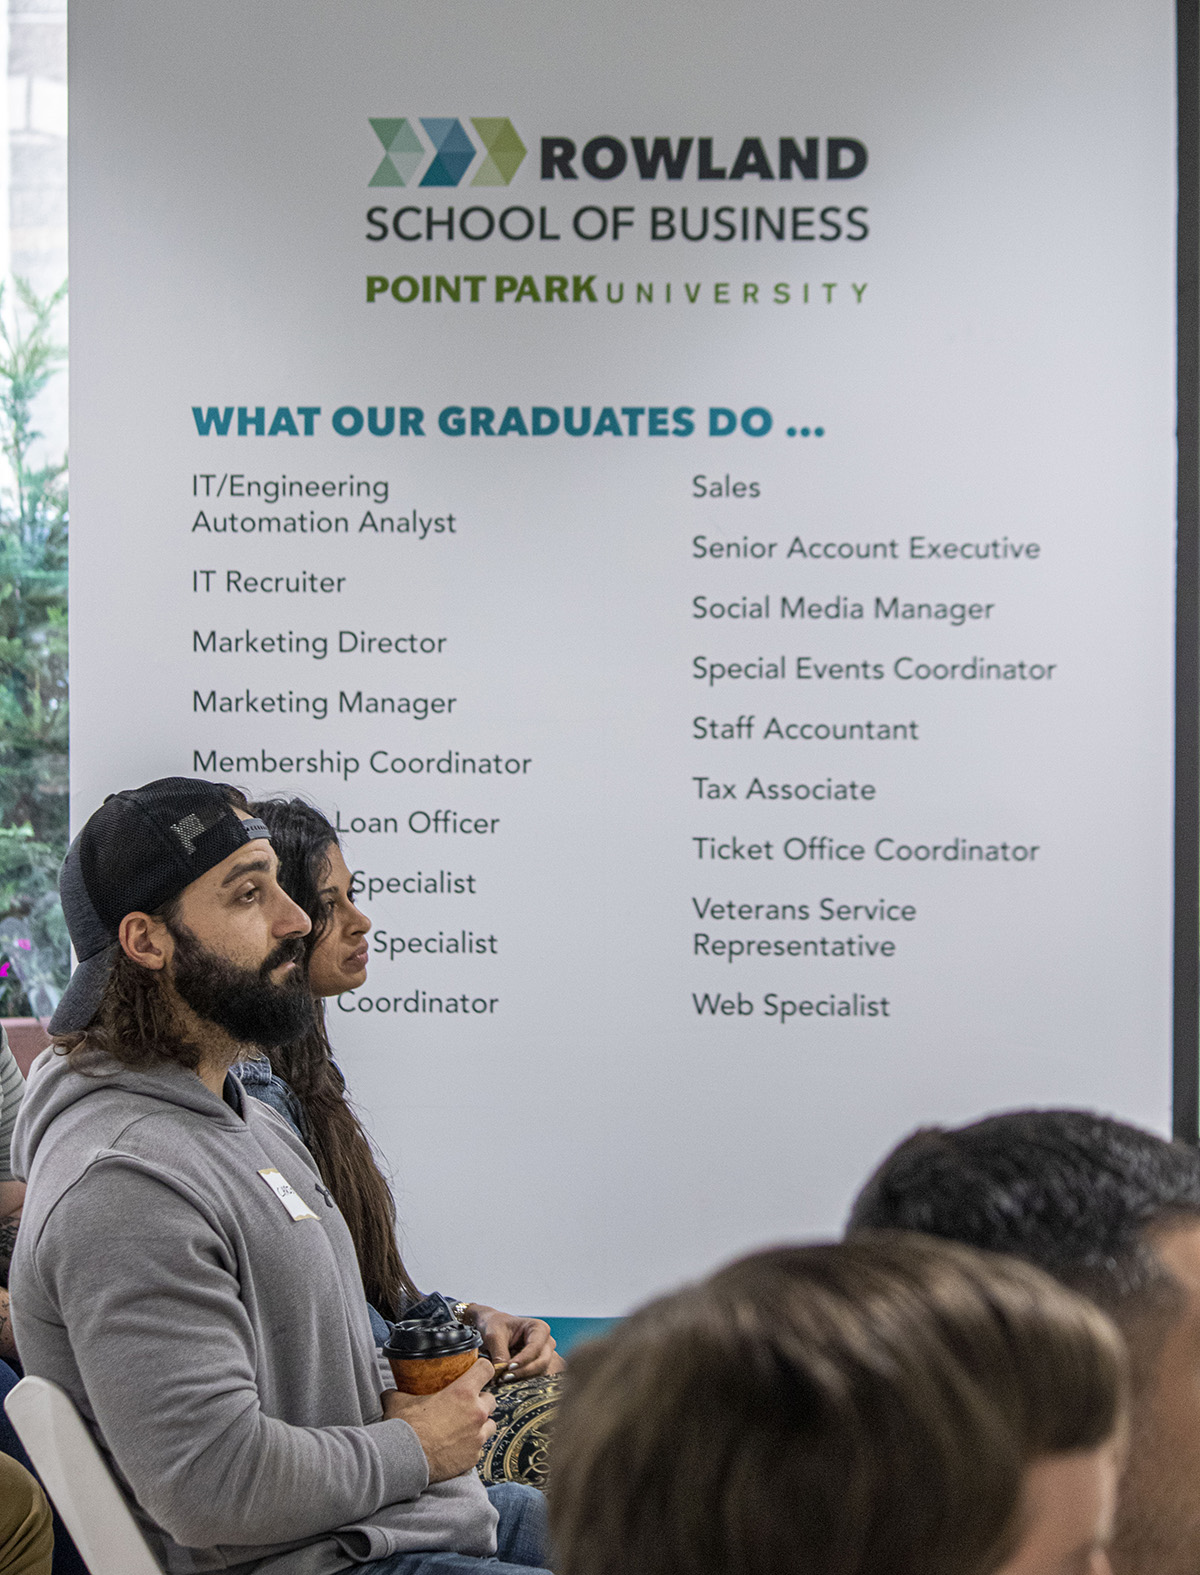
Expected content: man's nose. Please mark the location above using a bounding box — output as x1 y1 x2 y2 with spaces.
274 891 311 936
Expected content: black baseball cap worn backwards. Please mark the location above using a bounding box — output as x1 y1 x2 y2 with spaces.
50 777 272 1035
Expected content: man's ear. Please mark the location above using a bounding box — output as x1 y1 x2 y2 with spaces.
118 912 171 971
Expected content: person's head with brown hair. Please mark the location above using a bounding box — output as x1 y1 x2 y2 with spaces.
245 796 419 1315
549 1234 1127 1575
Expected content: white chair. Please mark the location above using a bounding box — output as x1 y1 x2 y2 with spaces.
4 1375 162 1575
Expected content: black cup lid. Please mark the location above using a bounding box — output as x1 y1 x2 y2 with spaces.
383 1317 483 1359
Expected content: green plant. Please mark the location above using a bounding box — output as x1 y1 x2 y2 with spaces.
0 278 68 1015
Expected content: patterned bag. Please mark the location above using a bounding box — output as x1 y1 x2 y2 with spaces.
476 1373 561 1488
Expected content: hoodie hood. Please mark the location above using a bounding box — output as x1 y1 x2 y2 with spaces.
11 1043 245 1181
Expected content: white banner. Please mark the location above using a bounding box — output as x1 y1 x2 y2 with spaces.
70 0 1177 1311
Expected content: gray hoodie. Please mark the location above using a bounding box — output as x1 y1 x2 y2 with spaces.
9 1047 497 1575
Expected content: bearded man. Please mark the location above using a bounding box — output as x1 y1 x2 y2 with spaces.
8 778 550 1575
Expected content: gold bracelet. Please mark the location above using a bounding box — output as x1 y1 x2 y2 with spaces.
452 1300 472 1325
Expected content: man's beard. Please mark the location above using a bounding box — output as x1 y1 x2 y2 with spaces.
166 921 315 1049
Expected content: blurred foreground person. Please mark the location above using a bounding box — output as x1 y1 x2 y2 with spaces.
549 1235 1126 1575
848 1110 1200 1575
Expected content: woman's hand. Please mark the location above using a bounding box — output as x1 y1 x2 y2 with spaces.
467 1305 565 1379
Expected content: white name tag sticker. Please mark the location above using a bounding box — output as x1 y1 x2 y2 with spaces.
258 1168 319 1221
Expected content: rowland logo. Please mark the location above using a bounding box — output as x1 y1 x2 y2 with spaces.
371 121 866 190
369 118 527 187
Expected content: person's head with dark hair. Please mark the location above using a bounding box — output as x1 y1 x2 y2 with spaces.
848 1110 1200 1575
51 778 314 1075
548 1234 1127 1575
246 797 419 1315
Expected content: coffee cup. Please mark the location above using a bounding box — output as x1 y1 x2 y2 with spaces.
383 1315 484 1394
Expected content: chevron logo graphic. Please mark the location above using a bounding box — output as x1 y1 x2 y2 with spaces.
469 119 528 186
368 119 423 187
368 117 527 188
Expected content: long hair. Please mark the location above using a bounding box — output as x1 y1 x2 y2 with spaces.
53 941 200 1070
549 1234 1128 1575
248 796 419 1315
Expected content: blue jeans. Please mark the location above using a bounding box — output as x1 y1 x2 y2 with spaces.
363 1484 551 1574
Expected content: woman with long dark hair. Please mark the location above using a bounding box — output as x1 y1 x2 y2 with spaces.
233 796 562 1389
